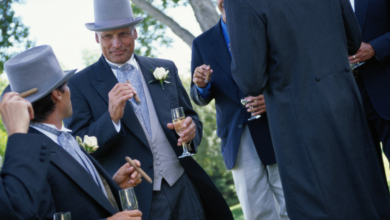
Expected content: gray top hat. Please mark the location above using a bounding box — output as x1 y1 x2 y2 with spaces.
2 45 77 103
85 0 143 31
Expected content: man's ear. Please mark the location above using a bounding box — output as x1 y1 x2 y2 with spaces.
51 89 62 103
134 28 138 40
95 33 100 43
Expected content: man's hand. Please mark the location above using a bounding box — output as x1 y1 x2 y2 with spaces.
107 210 142 220
193 64 213 88
113 160 142 189
167 117 196 146
109 83 137 124
0 92 34 137
349 42 376 63
244 95 266 116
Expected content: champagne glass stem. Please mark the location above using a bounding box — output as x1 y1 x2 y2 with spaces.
182 142 189 155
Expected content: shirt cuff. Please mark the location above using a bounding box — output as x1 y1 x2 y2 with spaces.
112 120 121 133
196 83 211 98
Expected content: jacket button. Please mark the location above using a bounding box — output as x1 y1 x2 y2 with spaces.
238 125 242 128
315 76 321 81
345 67 350 72
148 164 153 169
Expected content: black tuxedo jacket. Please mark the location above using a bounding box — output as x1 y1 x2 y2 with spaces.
0 129 122 220
191 20 276 169
225 0 390 219
64 55 233 220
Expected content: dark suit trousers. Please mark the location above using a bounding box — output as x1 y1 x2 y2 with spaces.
149 173 205 220
356 75 390 192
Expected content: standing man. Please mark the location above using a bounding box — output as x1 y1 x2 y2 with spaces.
191 0 288 219
225 0 390 219
64 0 233 219
348 0 390 168
1 45 143 220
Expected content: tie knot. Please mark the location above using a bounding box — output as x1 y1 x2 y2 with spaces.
109 63 134 72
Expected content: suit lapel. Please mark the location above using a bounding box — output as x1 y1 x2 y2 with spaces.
28 127 117 215
355 0 370 29
135 55 172 138
211 20 233 80
91 56 150 149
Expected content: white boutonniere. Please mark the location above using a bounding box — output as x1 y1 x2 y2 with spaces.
149 67 171 90
76 135 99 154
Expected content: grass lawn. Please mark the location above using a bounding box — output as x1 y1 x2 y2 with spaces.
229 152 390 219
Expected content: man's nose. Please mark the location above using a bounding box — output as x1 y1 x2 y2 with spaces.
112 36 122 48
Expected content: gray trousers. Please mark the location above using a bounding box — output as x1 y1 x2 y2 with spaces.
149 173 206 220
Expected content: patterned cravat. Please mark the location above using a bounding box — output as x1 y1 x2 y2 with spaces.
31 123 107 196
110 63 152 137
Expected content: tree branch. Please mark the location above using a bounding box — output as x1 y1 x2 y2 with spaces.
131 0 195 48
187 0 219 32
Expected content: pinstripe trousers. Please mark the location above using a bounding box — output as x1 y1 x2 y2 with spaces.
149 173 206 220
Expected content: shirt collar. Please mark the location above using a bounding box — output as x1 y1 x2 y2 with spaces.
105 54 139 71
41 123 72 132
105 53 134 68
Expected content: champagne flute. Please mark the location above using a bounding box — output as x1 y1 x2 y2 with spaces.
119 187 138 210
350 62 365 72
53 212 71 220
171 107 194 158
241 99 261 121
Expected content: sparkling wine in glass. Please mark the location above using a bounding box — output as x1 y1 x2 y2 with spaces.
171 107 194 158
119 187 138 210
241 99 261 121
53 212 71 220
350 62 365 72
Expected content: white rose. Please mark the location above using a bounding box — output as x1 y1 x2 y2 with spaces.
84 135 98 148
153 67 169 80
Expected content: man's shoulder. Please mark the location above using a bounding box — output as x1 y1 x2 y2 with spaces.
194 23 219 44
69 57 105 84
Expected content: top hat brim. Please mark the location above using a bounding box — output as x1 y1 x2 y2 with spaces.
85 17 143 32
1 69 77 103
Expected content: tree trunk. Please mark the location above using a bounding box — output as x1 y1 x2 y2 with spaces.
187 0 219 32
131 0 195 47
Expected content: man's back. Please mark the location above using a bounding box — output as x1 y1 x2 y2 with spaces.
226 0 390 219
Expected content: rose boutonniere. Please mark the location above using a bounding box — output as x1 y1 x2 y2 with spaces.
149 67 171 90
76 135 99 154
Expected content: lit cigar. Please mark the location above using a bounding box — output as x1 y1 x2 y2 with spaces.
125 156 153 184
204 65 211 83
126 80 141 105
19 88 38 98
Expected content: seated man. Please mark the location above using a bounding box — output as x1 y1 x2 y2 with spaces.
0 45 143 220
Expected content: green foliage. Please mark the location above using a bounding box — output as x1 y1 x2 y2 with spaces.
131 1 181 57
0 77 9 159
0 0 35 74
82 49 100 67
230 204 244 220
180 75 239 206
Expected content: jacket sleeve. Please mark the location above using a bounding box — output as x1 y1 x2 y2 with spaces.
0 134 52 220
370 31 390 65
64 80 126 160
173 63 203 153
225 0 269 96
190 39 214 106
341 0 362 55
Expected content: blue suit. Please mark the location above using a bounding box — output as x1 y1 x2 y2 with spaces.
190 20 276 170
64 55 233 220
353 0 390 161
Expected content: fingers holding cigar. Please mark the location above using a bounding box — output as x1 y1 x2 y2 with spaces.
193 64 213 88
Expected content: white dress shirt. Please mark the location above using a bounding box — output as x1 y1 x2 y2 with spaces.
105 54 141 133
349 0 355 11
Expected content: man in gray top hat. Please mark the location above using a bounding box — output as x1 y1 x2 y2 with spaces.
64 0 233 219
1 45 143 220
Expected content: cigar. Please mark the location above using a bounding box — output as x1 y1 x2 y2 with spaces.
19 88 38 98
126 80 141 105
204 65 211 83
125 156 152 184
